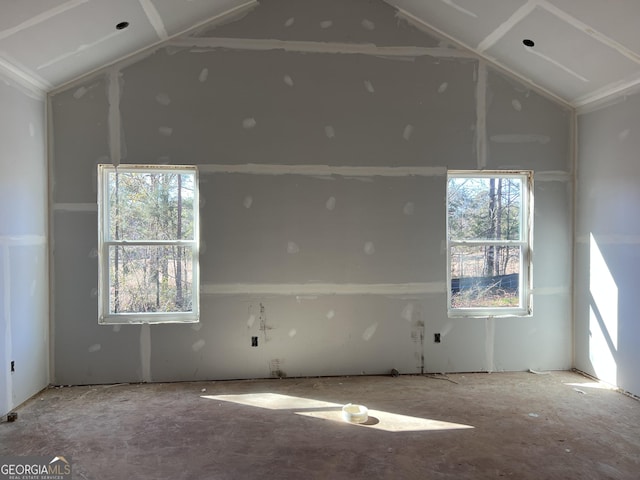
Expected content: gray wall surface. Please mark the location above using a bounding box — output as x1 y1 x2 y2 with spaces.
576 94 640 398
0 75 48 415
50 0 573 385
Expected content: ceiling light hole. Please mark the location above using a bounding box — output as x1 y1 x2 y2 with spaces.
116 21 130 31
523 39 535 47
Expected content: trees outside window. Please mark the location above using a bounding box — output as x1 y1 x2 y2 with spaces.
98 165 199 324
447 171 532 317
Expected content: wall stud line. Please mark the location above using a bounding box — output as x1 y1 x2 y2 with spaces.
476 61 488 169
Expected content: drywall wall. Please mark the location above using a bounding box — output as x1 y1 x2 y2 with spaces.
50 0 572 385
0 74 48 416
576 94 640 397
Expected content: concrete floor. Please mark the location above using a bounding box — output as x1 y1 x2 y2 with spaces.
1 371 639 479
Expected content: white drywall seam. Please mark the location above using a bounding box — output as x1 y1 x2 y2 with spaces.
476 61 487 169
0 0 88 40
534 171 571 182
0 58 50 95
575 234 640 245
476 1 536 52
525 47 589 84
140 324 151 383
199 164 447 177
138 0 168 40
53 203 98 212
485 317 495 373
440 0 478 19
171 37 474 58
0 236 47 247
574 76 640 112
532 286 569 295
201 282 445 296
107 69 122 167
46 94 54 386
37 30 122 71
570 109 577 370
2 244 11 412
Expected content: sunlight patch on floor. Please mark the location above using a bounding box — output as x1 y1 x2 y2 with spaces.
202 392 474 433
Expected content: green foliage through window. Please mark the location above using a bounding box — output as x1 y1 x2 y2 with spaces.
447 172 531 315
98 165 199 323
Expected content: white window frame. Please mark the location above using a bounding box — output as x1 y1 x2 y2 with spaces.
97 164 200 325
446 170 533 318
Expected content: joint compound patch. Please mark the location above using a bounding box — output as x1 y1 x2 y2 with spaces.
242 118 256 129
73 86 88 99
362 323 378 341
283 75 294 87
364 80 375 93
325 196 336 210
198 68 209 82
320 20 333 29
403 202 415 215
243 195 253 208
192 339 206 352
155 92 171 106
324 125 335 138
287 241 299 254
403 124 414 140
361 19 375 30
364 241 375 255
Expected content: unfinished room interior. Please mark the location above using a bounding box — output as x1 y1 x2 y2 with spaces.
1 0 639 478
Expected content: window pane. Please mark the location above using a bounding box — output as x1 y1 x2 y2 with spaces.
448 177 522 241
450 245 521 308
107 171 195 241
109 245 193 314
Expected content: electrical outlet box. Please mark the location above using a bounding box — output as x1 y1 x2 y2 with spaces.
251 336 258 347
434 333 441 343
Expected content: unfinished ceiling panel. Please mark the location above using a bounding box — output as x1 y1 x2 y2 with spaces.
387 0 528 49
150 0 254 37
548 0 640 54
0 0 157 88
196 0 441 46
0 0 70 31
485 6 640 104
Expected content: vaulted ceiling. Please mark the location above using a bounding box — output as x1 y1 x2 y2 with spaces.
1 0 639 108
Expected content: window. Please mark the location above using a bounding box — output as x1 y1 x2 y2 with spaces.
447 171 532 317
97 165 199 324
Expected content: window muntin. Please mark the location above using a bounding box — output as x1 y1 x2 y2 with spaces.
447 171 532 317
98 165 199 324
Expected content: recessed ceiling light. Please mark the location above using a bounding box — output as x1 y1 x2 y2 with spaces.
116 21 130 30
523 39 535 47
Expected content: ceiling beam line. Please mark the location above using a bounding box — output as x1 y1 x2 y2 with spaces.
169 37 475 58
476 0 536 53
138 0 168 41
